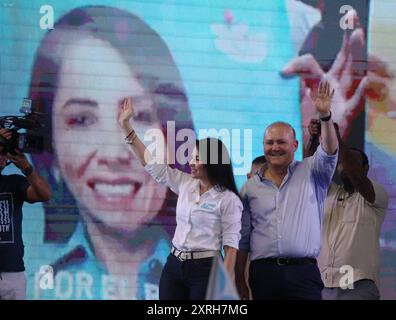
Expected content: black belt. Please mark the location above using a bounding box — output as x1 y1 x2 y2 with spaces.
256 257 317 266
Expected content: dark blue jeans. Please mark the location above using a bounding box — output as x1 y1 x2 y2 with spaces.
159 253 213 300
249 259 324 300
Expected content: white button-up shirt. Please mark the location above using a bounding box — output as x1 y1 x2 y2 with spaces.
145 163 243 251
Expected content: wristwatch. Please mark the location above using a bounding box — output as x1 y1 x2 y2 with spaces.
22 165 34 177
320 111 332 122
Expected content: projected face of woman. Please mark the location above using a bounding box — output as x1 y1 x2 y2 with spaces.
52 36 167 233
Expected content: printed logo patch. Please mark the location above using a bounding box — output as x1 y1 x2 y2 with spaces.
0 193 14 243
200 203 216 211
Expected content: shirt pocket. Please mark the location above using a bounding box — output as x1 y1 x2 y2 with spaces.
332 190 355 223
340 207 357 223
339 195 372 224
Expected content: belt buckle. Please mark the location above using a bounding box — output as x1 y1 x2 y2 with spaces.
176 251 186 262
277 257 288 266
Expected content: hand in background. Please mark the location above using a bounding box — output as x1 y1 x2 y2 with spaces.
282 27 366 139
308 118 320 137
7 149 31 172
0 128 12 153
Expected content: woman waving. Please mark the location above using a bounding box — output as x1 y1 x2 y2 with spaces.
119 98 242 300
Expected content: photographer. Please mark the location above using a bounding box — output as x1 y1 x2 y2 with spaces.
0 128 51 300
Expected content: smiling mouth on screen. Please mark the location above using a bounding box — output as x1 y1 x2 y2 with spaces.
87 178 142 203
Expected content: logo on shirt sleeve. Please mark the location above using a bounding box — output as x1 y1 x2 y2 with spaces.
0 193 14 243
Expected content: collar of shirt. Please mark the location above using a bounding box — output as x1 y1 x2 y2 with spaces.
256 160 298 187
187 179 221 202
32 222 170 299
54 222 171 273
48 222 102 274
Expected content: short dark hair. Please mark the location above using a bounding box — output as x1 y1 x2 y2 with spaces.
349 147 369 167
252 155 266 165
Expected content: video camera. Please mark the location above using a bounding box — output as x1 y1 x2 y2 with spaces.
0 98 45 154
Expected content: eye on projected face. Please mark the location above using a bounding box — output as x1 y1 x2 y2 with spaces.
52 36 166 233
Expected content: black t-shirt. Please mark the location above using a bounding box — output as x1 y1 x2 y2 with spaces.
0 174 29 272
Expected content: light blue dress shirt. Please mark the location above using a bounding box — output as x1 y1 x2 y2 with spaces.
239 145 338 260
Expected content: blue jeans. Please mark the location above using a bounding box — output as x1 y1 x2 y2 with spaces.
159 254 213 300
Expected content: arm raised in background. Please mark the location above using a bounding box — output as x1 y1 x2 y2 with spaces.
7 150 51 203
335 125 375 203
304 118 320 158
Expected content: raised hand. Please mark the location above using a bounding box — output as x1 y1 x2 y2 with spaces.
0 129 12 153
0 128 12 141
281 25 367 139
118 97 134 127
7 149 30 171
313 80 334 115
